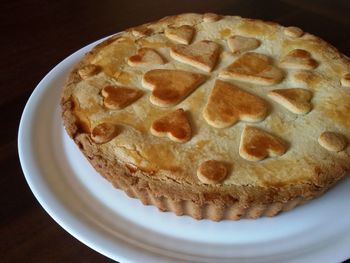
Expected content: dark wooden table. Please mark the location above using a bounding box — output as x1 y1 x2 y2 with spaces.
1 0 350 262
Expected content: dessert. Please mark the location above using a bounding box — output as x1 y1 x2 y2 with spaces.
61 13 350 221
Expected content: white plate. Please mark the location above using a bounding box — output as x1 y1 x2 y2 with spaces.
18 36 350 263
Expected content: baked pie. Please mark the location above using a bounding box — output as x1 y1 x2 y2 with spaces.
61 13 350 221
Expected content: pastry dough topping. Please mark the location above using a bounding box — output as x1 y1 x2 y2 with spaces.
239 125 288 161
131 26 152 37
219 52 284 85
128 48 166 66
91 123 119 144
268 88 313 114
150 108 191 143
142 69 206 107
170 40 221 72
227 35 260 54
280 49 318 70
165 25 195 44
197 160 228 184
102 85 143 110
203 80 268 128
203 13 222 22
284 26 304 38
341 73 350 87
78 64 101 79
318 132 347 152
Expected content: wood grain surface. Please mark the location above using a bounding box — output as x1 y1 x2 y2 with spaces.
1 0 350 262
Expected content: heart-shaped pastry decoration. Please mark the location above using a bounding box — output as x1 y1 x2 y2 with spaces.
284 26 304 38
203 13 222 22
170 40 221 72
142 69 206 107
239 125 288 161
165 25 195 44
150 108 191 143
219 52 284 85
128 48 166 67
101 85 143 110
78 64 101 79
280 49 318 70
341 73 350 87
268 88 313 114
131 25 152 37
203 80 268 128
197 160 228 184
318 131 347 152
227 35 260 54
91 123 119 144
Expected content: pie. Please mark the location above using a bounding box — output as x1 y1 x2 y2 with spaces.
61 13 350 221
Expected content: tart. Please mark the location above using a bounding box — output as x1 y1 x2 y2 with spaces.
61 13 350 221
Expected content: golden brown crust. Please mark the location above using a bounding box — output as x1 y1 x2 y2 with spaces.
203 80 268 128
284 26 304 38
341 73 350 87
197 160 228 184
91 123 119 144
280 49 318 70
268 88 313 114
227 35 260 54
170 40 221 72
128 48 166 67
219 52 284 85
239 125 288 161
142 69 207 107
61 13 350 221
164 25 195 44
102 85 143 110
318 132 347 152
150 108 192 143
